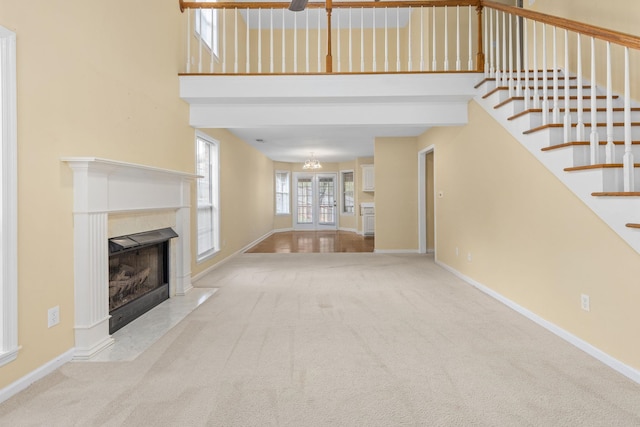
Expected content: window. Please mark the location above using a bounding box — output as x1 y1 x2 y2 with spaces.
194 1 219 57
275 171 290 215
196 133 220 261
0 25 18 366
341 171 355 215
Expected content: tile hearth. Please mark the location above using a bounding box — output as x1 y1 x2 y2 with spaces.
88 288 217 362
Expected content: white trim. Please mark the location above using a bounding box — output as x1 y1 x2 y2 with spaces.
195 132 220 262
0 349 74 404
374 249 419 254
436 259 640 385
274 170 291 215
340 169 356 215
338 227 358 233
0 26 18 367
272 227 294 234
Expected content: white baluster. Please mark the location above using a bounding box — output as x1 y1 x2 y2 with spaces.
432 6 437 71
305 9 309 72
515 13 521 96
258 8 262 73
532 21 539 108
294 12 298 73
552 26 560 124
360 8 364 72
444 6 449 71
576 34 585 141
246 8 250 73
541 23 549 125
222 8 226 73
605 41 614 164
408 7 413 72
502 11 507 86
396 8 400 71
489 7 494 78
484 6 489 76
590 37 599 164
349 8 353 72
209 9 216 74
508 11 514 97
337 12 341 72
198 9 203 73
235 8 239 73
468 5 473 71
384 8 389 72
186 9 191 73
495 10 500 85
317 10 321 73
456 5 461 71
282 9 285 73
523 18 530 110
623 47 634 191
420 6 424 71
563 29 571 143
373 7 377 72
270 9 274 73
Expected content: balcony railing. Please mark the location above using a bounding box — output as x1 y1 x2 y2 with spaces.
179 0 485 74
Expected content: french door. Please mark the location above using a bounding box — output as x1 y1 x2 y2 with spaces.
293 173 338 230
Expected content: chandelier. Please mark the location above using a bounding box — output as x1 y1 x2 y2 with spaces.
303 152 322 170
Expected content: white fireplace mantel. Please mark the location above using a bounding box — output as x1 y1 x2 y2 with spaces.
63 157 198 360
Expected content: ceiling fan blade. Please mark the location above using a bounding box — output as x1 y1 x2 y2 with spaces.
288 0 309 12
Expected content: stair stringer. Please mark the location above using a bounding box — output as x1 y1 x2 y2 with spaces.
474 90 640 255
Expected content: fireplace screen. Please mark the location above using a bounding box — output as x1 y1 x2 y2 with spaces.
109 244 164 312
108 227 176 333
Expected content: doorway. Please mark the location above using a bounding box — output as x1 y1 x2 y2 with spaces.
418 147 435 254
293 173 338 230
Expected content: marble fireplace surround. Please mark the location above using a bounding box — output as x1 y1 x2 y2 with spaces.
63 158 198 360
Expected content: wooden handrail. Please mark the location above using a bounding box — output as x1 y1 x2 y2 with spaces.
180 0 481 11
483 0 640 51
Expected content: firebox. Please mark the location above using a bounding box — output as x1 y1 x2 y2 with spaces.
108 227 178 334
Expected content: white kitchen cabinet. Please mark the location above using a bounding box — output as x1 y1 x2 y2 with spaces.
361 164 374 192
361 202 375 236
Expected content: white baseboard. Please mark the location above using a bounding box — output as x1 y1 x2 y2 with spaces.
272 227 293 233
374 249 419 254
0 348 75 404
436 260 640 385
192 230 274 283
338 227 358 233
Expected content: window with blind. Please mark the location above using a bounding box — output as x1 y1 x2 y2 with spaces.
341 171 355 215
196 133 220 261
275 171 290 215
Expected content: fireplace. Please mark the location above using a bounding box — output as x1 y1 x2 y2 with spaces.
108 228 177 333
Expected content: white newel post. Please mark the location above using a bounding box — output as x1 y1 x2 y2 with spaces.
63 158 198 360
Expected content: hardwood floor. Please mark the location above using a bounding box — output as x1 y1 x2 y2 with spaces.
245 230 374 253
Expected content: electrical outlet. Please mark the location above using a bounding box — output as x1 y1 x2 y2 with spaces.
580 294 590 312
48 306 60 328
467 252 472 262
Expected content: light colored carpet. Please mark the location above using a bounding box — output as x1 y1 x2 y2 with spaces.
2 253 640 426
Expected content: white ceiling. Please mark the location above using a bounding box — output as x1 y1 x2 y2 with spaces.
229 124 430 163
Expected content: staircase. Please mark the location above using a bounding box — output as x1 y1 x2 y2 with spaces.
474 71 640 254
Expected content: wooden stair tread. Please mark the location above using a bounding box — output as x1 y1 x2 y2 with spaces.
483 85 591 99
509 107 640 121
564 163 640 172
592 192 640 197
626 223 640 228
494 95 617 110
524 122 640 135
542 141 640 151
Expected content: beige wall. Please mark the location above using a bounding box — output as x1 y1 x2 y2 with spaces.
524 0 640 101
418 100 640 371
0 0 275 389
374 138 418 251
192 129 274 277
0 0 192 387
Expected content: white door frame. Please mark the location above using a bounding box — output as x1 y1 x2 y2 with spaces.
418 145 435 254
293 172 339 230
